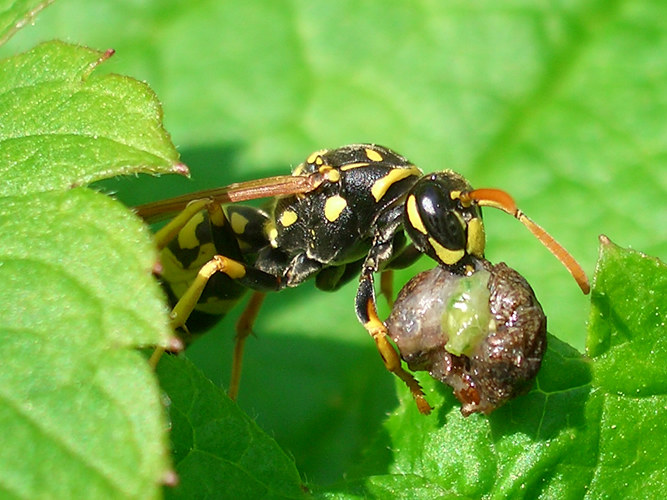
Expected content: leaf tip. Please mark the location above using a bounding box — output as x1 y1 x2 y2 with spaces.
79 46 117 80
102 48 116 60
152 260 163 275
162 469 180 487
173 162 191 177
596 233 619 267
598 234 612 247
166 335 185 353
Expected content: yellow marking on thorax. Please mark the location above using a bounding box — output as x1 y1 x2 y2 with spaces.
279 209 298 227
406 194 427 234
324 195 348 222
365 148 384 162
466 217 485 257
371 166 421 202
319 165 341 182
229 211 249 235
292 163 306 176
177 212 206 250
307 149 328 165
265 221 279 248
340 162 369 171
428 237 465 265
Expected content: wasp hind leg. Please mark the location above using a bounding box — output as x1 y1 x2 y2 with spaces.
229 291 266 401
164 252 279 400
148 199 279 402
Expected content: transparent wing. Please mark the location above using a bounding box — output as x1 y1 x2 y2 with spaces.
135 173 323 223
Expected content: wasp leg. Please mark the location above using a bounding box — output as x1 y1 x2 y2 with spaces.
148 346 166 369
229 291 266 401
170 254 280 329
355 215 432 413
356 272 432 415
145 201 214 369
166 254 280 396
350 212 432 413
152 199 213 250
150 199 280 401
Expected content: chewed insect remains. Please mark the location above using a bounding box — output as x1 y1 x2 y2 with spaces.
137 144 589 414
387 257 547 415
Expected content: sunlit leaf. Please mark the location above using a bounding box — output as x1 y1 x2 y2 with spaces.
0 40 182 498
325 238 665 498
0 40 185 196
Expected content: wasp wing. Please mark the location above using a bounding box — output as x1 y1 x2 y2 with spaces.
135 173 322 223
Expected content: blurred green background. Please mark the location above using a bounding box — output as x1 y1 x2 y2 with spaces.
3 0 665 485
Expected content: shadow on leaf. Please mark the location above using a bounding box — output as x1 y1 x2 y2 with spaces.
489 334 592 441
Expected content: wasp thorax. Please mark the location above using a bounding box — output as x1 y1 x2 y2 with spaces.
404 171 484 268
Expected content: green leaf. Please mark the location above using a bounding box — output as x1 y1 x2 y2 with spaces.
585 236 667 495
0 40 183 498
0 189 171 499
587 235 667 395
326 238 665 498
0 40 185 196
156 355 306 500
0 0 54 47
4 0 665 494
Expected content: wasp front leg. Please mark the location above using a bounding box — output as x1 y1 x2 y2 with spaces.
354 222 432 414
355 271 432 415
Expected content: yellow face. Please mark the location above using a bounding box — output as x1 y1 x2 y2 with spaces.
466 216 485 258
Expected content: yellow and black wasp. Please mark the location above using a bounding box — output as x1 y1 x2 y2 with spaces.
137 144 589 414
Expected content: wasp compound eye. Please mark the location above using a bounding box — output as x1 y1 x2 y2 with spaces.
421 183 466 246
386 258 547 416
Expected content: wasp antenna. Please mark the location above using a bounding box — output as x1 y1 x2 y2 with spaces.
514 213 590 294
462 188 590 294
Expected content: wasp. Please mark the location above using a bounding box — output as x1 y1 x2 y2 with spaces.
137 144 589 414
